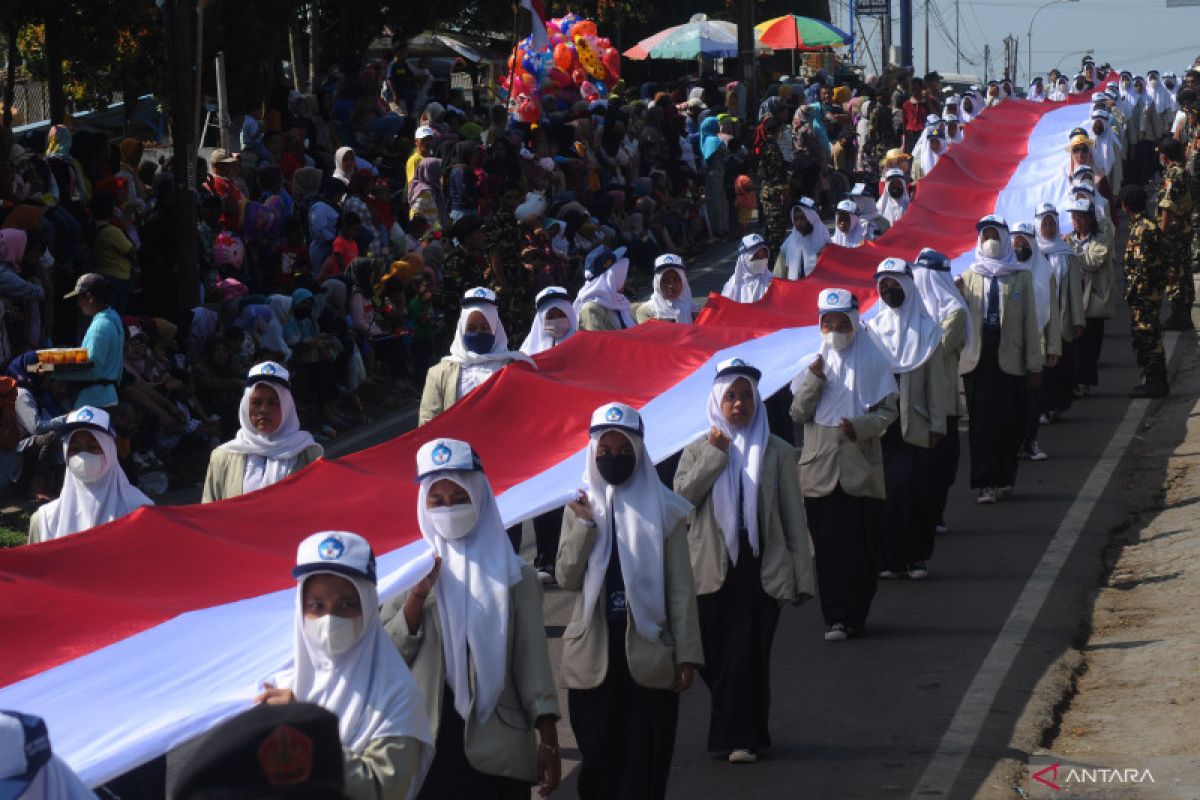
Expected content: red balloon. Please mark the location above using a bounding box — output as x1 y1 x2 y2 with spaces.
572 19 597 39
595 37 612 50
601 48 621 81
553 42 574 71
571 66 588 86
547 66 573 89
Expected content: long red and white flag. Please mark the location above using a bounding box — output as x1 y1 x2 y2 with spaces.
0 90 1095 786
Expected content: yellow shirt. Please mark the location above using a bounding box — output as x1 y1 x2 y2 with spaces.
406 150 423 188
93 222 135 281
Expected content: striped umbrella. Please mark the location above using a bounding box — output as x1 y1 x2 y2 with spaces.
754 14 850 50
624 13 767 61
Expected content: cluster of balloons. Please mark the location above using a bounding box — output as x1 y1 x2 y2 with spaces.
499 13 621 125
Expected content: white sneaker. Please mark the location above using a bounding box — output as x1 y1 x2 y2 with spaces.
908 562 929 580
728 749 758 764
824 623 849 641
1028 442 1048 461
935 521 949 534
977 488 997 505
878 569 900 579
997 485 1013 498
1038 413 1051 425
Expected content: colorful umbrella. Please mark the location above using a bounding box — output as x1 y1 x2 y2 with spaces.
754 15 850 51
624 13 767 61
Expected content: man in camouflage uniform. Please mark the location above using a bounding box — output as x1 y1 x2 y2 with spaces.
440 214 488 325
1159 137 1196 330
1181 96 1200 325
1119 184 1169 397
484 189 534 337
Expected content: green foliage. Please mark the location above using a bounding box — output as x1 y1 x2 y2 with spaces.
0 526 27 549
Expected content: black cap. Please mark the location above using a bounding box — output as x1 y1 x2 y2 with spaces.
63 273 110 300
170 703 346 800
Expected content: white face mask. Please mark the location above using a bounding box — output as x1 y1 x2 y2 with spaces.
981 239 1003 259
303 613 362 657
748 256 769 274
68 452 106 484
544 317 571 340
426 503 478 540
823 330 855 351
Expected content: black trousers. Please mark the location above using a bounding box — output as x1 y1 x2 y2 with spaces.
880 424 935 570
697 537 780 752
1041 338 1076 415
417 686 531 799
804 487 881 629
931 416 960 524
1075 318 1105 387
963 329 1025 489
569 620 680 800
532 506 564 569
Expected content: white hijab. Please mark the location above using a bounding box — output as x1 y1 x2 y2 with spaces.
831 208 866 248
1036 212 1075 292
1089 117 1119 174
960 92 980 123
916 136 943 177
36 429 153 542
791 310 898 427
779 204 830 279
418 470 524 723
913 259 971 346
866 273 943 372
220 382 320 494
333 146 356 184
705 374 768 564
877 178 911 225
444 302 536 393
580 428 692 641
1014 231 1052 331
970 226 1027 278
644 267 699 323
1146 75 1172 115
273 573 434 766
1028 79 1046 102
1048 78 1069 102
520 297 577 355
574 258 636 327
0 713 96 800
721 249 773 303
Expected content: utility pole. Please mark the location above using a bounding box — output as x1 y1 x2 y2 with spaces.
882 5 891 68
900 0 913 68
737 0 756 127
923 0 929 74
984 43 990 83
955 0 960 72
163 0 200 309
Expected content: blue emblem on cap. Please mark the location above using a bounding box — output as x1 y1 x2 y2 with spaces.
473 288 488 298
605 406 624 423
77 408 94 422
317 536 345 561
431 443 452 466
261 363 277 376
825 291 841 304
731 358 746 367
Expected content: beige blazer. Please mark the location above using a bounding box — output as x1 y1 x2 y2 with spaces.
672 435 816 600
381 565 559 784
1055 251 1087 341
418 360 461 426
1074 225 1115 320
344 736 426 800
790 370 899 499
200 444 323 503
957 270 1044 377
936 309 967 417
577 302 623 331
1041 274 1064 359
895 345 950 448
555 509 703 690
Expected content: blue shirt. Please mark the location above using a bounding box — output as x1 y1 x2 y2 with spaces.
60 307 124 409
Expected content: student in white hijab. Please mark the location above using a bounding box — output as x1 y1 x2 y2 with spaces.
790 289 898 640
958 216 1044 505
1065 197 1114 398
575 246 636 330
773 198 829 280
256 531 433 800
1088 109 1122 189
557 402 701 799
910 127 945 181
830 199 866 248
959 88 981 122
1034 203 1086 422
1070 166 1111 220
877 168 912 225
420 287 536 425
721 234 773 303
544 219 570 259
943 112 964 144
520 286 577 355
202 362 323 502
636 254 700 323
1028 77 1046 102
911 249 969 533
865 258 947 580
1011 222 1063 463
0 711 95 800
382 439 562 798
1048 76 1069 102
673 359 815 763
850 182 887 238
28 406 153 543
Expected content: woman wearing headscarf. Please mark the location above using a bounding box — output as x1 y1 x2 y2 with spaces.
116 137 148 217
27 406 153 543
1034 203 1086 420
333 146 358 185
790 289 898 640
877 168 911 225
1028 77 1046 102
575 247 636 330
233 303 292 362
1011 222 1062 462
673 359 815 763
958 216 1044 504
830 199 867 247
409 157 449 232
557 402 702 799
381 438 562 798
774 198 830 280
699 117 730 239
419 287 535 426
1047 76 1069 102
910 127 945 181
866 259 948 579
722 234 773 303
636 254 700 324
256 530 433 799
756 117 792 260
202 362 322 502
43 124 90 207
1065 197 1114 398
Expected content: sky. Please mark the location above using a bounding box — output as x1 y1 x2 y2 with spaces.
826 0 1200 83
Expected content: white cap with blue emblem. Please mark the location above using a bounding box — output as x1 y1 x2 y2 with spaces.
653 253 684 272
292 530 377 583
461 286 497 308
818 288 858 314
246 360 291 389
589 402 644 436
737 233 766 254
1011 221 1038 238
714 356 762 382
61 405 113 437
415 438 483 480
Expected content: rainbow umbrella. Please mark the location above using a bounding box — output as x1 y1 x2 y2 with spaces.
754 14 851 50
624 13 768 61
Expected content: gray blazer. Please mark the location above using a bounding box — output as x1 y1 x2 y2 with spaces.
418 360 462 426
957 269 1044 377
200 444 323 503
1075 223 1116 320
895 345 950 448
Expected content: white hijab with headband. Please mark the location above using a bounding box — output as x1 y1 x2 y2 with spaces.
912 248 972 346
35 406 153 542
943 112 964 144
575 246 636 327
274 531 433 779
960 88 981 122
445 287 536 393
521 285 577 355
705 359 769 564
831 199 866 247
415 439 524 723
1012 222 1053 332
1028 78 1046 102
0 712 95 800
333 146 357 184
1034 202 1076 294
1048 77 1069 102
970 215 1027 278
1089 110 1119 174
877 169 911 224
580 403 692 641
866 258 943 372
218 362 321 494
721 234 773 303
791 289 897 427
780 199 830 279
645 254 700 323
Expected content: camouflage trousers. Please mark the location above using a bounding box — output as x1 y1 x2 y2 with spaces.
1128 281 1167 384
1163 223 1195 315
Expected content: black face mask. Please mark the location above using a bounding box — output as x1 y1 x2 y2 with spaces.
595 453 637 485
888 184 905 199
881 287 906 308
1014 245 1032 262
795 218 812 235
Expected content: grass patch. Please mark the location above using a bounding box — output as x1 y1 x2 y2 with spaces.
0 526 27 548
